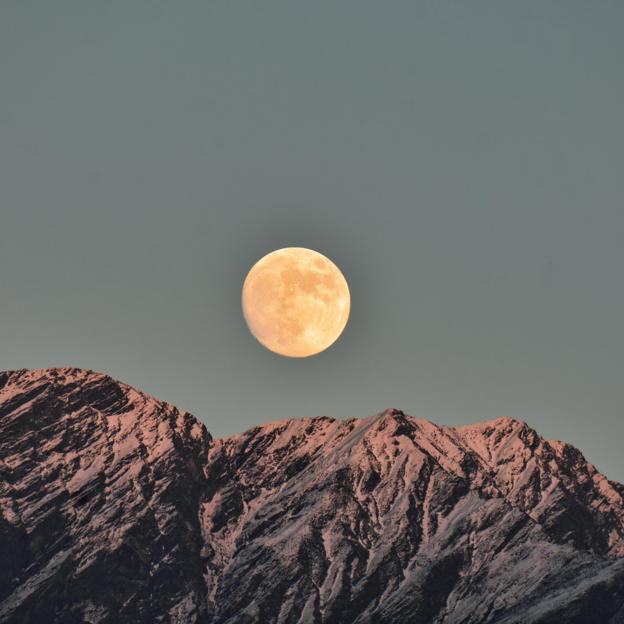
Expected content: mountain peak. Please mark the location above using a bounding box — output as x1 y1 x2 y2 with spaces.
454 414 532 436
2 369 624 623
378 406 408 419
1 366 105 384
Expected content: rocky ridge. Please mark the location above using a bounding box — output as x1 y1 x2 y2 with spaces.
1 368 624 623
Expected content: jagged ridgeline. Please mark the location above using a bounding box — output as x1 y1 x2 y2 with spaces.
1 368 624 624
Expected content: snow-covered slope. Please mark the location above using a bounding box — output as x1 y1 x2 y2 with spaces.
1 369 624 624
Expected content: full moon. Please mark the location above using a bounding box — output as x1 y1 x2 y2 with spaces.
242 247 350 357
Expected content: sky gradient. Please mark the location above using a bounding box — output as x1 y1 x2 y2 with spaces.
1 2 623 480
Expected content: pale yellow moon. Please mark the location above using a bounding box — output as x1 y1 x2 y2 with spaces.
242 247 350 357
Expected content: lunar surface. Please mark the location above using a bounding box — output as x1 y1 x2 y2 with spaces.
242 247 350 357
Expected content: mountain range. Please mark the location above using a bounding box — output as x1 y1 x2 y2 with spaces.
1 368 624 623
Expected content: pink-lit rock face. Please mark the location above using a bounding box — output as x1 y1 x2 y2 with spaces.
1 368 624 623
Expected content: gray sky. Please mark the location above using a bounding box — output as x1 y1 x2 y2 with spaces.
2 2 623 480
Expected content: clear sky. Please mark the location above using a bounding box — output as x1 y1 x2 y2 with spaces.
1 2 623 480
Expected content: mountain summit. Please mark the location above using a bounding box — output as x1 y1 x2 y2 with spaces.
1 368 624 623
